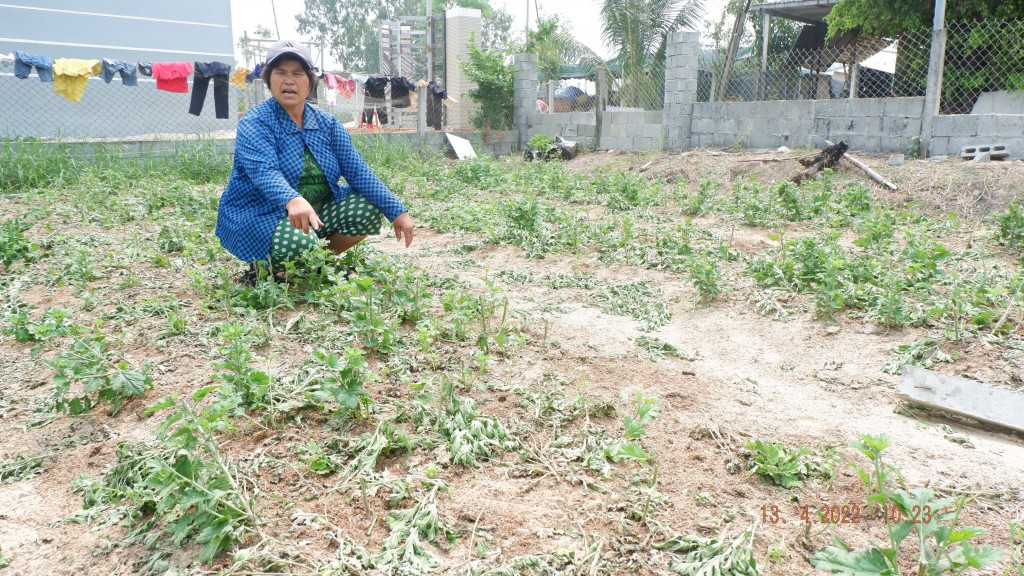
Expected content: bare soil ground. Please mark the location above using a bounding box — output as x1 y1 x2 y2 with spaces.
2 147 1023 575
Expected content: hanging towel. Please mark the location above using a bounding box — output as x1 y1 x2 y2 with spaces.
14 51 54 82
137 61 153 77
322 72 338 105
151 61 193 93
230 67 250 89
52 59 100 102
340 78 355 99
0 53 13 65
100 59 137 86
189 61 231 119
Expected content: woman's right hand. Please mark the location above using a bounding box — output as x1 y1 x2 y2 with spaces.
285 196 323 234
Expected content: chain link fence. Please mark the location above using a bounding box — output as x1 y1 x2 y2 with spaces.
943 19 1024 114
535 78 598 114
702 28 931 103
0 60 242 140
700 19 1024 115
0 64 463 141
533 67 664 119
607 63 665 111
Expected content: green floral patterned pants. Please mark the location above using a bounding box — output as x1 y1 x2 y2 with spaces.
269 193 383 263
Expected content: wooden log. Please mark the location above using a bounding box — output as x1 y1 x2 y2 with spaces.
825 139 898 190
554 137 580 160
792 141 848 184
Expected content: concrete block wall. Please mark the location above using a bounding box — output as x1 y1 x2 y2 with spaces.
930 114 1024 159
528 112 598 149
663 30 700 150
690 97 927 154
601 110 664 151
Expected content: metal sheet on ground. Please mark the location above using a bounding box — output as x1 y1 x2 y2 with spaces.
897 366 1024 434
445 133 477 159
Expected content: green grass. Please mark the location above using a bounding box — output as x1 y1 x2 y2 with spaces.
0 137 231 191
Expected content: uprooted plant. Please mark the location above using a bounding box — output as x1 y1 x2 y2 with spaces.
69 390 258 563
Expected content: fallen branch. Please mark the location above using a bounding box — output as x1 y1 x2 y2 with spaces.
792 141 848 184
825 139 898 190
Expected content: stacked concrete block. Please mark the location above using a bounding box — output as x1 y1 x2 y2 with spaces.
444 8 482 130
663 30 699 150
513 54 539 148
932 115 981 157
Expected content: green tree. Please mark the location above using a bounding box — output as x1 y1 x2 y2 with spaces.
460 36 514 130
826 0 1024 39
237 25 273 68
600 0 706 108
527 16 569 83
826 0 1024 111
298 0 513 72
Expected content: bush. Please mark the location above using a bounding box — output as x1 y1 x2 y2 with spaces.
460 35 514 131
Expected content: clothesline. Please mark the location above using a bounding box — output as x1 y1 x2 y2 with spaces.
2 49 452 127
1 49 244 117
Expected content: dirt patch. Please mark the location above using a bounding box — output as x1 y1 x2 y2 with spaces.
2 148 1023 575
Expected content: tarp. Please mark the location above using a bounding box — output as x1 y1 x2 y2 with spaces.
860 42 897 74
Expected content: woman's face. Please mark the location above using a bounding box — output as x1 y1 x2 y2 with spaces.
269 59 310 111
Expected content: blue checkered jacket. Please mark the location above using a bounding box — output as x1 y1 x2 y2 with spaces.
216 98 408 263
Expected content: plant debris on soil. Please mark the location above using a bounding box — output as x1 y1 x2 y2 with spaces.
2 142 1024 576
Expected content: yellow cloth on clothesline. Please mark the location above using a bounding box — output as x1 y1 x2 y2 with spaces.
230 67 250 90
52 59 101 102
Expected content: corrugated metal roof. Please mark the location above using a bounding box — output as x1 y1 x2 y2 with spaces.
750 0 841 25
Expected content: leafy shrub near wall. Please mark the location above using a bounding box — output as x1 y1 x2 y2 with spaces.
460 34 514 131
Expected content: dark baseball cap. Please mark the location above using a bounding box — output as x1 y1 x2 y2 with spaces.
265 39 314 71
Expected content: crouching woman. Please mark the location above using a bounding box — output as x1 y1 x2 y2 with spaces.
216 39 413 276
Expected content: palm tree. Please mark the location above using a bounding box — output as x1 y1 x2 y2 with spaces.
599 0 705 108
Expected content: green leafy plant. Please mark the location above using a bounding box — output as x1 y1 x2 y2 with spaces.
305 348 374 418
634 335 685 361
525 134 559 162
812 434 1002 575
460 35 514 131
209 320 273 412
3 307 76 349
688 253 724 304
604 391 660 463
681 179 720 215
47 328 152 415
744 439 836 489
407 379 516 467
993 204 1024 255
72 391 256 563
376 486 458 571
0 219 42 269
545 271 599 290
883 338 956 375
1007 521 1024 576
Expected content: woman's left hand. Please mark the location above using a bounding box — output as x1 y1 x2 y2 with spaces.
393 212 414 247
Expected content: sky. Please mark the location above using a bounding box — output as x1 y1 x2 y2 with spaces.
228 0 731 69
